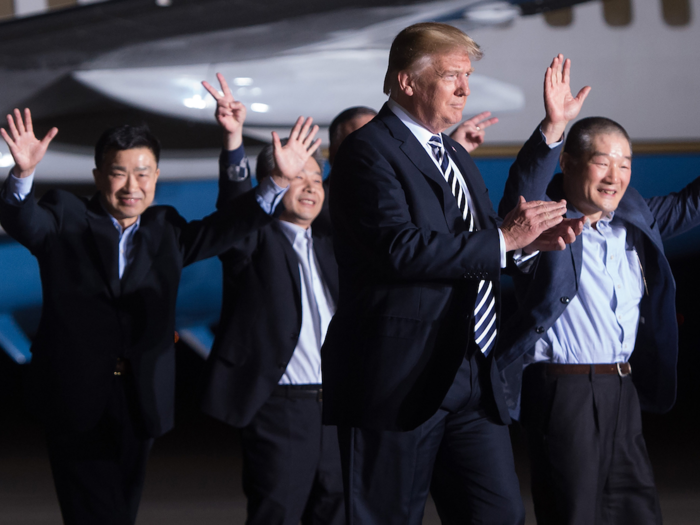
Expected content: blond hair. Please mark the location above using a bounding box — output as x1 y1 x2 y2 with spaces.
383 22 483 95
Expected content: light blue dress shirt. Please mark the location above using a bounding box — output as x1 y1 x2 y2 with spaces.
276 221 336 385
528 213 644 364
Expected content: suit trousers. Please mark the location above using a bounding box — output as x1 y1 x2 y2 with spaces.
240 386 344 525
337 352 524 525
46 375 153 525
521 363 662 525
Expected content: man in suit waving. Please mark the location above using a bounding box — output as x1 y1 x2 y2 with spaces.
200 74 343 525
0 106 294 524
322 22 577 524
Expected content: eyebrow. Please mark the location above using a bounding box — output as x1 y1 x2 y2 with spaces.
110 165 152 171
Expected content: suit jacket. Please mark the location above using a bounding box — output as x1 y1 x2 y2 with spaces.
0 179 272 437
497 128 700 416
201 153 339 428
322 104 511 432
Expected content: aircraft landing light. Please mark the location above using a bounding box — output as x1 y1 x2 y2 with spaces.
250 103 270 113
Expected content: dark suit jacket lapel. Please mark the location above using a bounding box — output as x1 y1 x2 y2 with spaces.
313 235 339 302
86 194 120 298
379 105 452 218
443 135 494 230
548 174 584 285
272 221 302 302
121 211 162 297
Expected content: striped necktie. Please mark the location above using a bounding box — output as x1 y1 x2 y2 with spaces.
428 134 497 356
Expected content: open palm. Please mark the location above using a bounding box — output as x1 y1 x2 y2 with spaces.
0 108 58 177
272 116 321 185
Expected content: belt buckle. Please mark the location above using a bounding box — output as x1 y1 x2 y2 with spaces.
616 362 631 377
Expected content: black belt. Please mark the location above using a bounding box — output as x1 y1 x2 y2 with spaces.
272 384 323 401
542 362 631 377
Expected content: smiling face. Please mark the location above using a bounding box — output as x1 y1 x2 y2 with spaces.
93 147 159 229
399 50 472 133
561 132 632 225
279 157 324 229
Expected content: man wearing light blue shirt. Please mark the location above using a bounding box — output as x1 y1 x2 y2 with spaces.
498 54 700 525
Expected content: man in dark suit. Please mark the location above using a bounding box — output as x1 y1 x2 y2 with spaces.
498 55 700 524
0 105 292 524
322 23 577 524
200 75 343 525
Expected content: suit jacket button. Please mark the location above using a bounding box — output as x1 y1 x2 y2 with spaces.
535 326 545 334
278 361 288 370
560 296 570 304
290 333 298 341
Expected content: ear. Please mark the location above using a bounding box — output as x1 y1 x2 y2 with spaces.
397 70 414 97
559 152 572 175
154 167 160 183
92 168 101 186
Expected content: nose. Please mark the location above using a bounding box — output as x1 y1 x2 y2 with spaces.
457 75 469 96
125 173 139 192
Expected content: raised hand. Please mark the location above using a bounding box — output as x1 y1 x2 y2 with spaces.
449 111 498 153
0 108 58 178
271 116 321 188
202 73 247 150
500 196 569 252
541 54 591 144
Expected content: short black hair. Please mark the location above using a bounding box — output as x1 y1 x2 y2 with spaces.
328 106 377 148
564 117 632 161
94 123 161 169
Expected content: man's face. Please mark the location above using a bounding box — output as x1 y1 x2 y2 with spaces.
562 133 632 223
279 157 324 229
93 147 159 229
407 50 472 133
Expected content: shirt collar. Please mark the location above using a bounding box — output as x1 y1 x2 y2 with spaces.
278 219 312 245
100 199 141 236
387 98 438 148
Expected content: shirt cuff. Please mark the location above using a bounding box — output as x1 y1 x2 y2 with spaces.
497 229 507 269
513 248 538 273
539 126 564 149
4 171 34 203
255 176 288 215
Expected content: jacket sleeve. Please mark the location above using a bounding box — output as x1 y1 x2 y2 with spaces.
498 127 561 218
178 187 272 267
645 175 700 240
0 178 65 256
216 147 254 210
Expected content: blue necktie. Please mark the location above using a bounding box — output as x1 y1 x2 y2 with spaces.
428 135 497 355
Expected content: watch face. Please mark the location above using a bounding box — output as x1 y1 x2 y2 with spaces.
227 163 249 182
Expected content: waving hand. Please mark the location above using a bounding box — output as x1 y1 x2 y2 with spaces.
541 54 591 144
1 108 58 178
